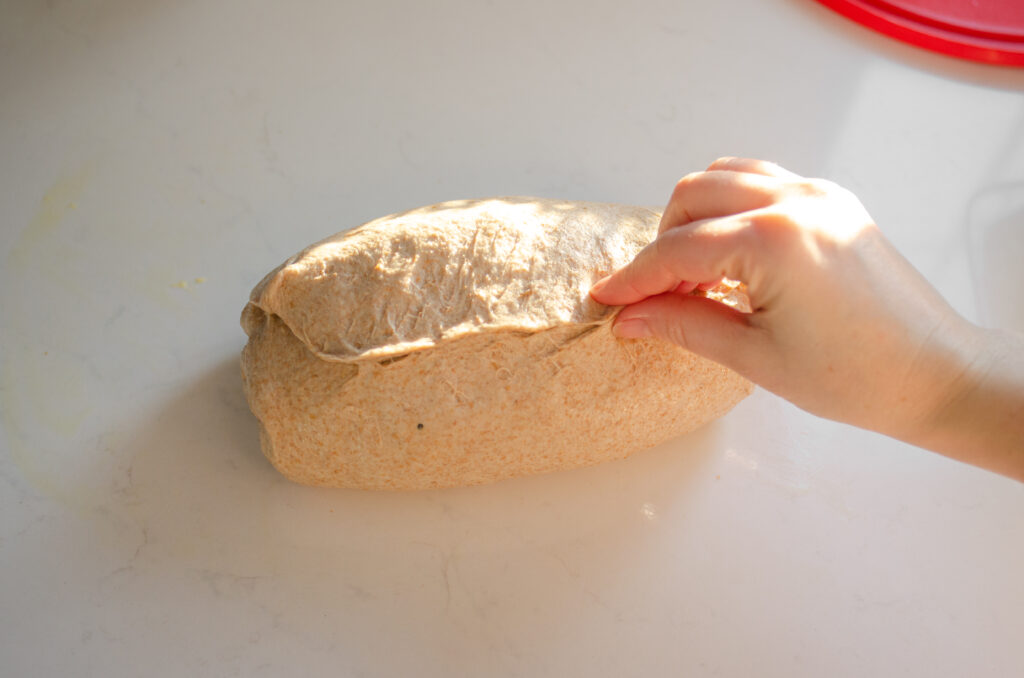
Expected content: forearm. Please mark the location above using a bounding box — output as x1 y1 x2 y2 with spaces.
909 327 1024 481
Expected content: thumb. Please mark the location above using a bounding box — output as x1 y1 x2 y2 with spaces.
612 293 759 375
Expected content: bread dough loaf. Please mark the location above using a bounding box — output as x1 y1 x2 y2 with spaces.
240 197 752 489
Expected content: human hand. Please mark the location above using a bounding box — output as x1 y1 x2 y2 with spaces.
590 158 991 454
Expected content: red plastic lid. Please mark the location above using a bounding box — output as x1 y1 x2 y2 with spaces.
814 0 1024 66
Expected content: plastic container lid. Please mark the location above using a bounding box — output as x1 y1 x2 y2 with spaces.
813 0 1024 66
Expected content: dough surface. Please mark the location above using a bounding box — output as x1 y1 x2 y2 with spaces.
241 197 752 489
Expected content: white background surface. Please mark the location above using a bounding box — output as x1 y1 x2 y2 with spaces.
2 1 1023 676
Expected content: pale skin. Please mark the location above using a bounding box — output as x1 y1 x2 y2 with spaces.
590 157 1024 482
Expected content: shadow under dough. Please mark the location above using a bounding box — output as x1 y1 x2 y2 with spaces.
117 349 731 560
103 351 735 675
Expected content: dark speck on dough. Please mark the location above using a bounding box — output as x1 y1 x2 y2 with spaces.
417 423 424 430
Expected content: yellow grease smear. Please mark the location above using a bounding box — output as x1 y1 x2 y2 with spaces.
0 351 94 507
2 167 94 506
6 167 91 272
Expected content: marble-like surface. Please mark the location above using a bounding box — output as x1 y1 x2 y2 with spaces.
2 1 1023 676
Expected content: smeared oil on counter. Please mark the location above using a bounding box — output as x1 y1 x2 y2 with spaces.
5 167 91 274
2 167 96 507
2 163 218 509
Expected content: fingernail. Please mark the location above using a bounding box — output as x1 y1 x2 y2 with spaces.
589 275 611 299
613 318 651 339
674 280 698 295
697 278 722 292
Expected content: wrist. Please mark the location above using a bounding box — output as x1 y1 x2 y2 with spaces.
908 325 1024 480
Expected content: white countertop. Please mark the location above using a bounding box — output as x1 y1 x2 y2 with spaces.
2 1 1023 676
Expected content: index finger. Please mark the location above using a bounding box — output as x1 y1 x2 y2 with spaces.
706 156 802 179
657 170 782 235
590 215 752 306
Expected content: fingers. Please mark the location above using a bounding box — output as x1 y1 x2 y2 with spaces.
656 158 802 234
591 158 800 306
706 156 801 179
657 168 783 235
674 279 722 295
611 293 761 374
590 215 752 306
697 279 722 292
673 280 699 295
